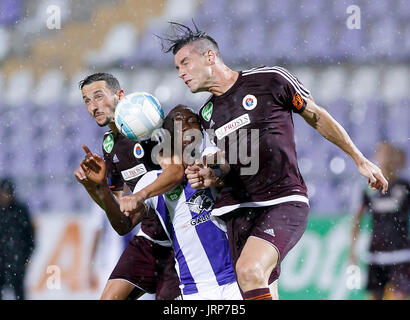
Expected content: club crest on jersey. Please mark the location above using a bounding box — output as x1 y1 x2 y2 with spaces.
186 190 214 214
165 185 183 201
103 134 114 153
133 143 144 159
201 102 213 122
242 94 257 111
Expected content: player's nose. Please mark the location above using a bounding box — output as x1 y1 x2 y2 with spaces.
89 101 100 114
178 68 186 79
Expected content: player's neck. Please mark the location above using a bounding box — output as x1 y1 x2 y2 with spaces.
208 65 238 97
108 121 118 134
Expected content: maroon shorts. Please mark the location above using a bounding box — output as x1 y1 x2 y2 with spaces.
221 201 309 284
108 235 181 300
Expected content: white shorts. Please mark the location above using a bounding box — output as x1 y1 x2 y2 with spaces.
182 281 242 300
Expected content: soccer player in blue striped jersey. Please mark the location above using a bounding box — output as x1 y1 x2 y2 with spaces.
130 106 240 299
79 105 242 299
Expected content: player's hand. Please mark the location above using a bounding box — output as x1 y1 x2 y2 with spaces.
74 165 96 189
356 157 388 194
185 164 219 189
118 192 147 217
79 145 107 185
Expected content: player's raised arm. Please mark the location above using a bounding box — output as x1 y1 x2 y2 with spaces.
143 154 185 199
299 96 388 194
76 145 144 235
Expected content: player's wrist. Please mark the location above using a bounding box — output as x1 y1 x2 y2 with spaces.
349 149 365 166
95 178 109 190
211 166 223 178
137 189 149 202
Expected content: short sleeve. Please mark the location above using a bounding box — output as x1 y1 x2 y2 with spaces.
132 170 161 208
269 66 311 113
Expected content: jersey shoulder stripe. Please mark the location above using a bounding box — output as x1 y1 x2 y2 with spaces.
242 65 267 73
270 66 310 97
243 66 310 100
242 66 310 100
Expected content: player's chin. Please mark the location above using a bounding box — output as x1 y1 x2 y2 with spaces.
187 82 199 93
96 117 110 127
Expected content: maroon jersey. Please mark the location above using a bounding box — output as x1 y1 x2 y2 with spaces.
102 130 168 242
362 179 409 253
199 66 310 215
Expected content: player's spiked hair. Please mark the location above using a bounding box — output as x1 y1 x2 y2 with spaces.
78 73 121 93
159 20 221 58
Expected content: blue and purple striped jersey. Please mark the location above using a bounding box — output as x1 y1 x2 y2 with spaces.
134 170 236 295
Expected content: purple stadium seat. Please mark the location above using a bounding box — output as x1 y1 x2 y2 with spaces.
0 0 22 25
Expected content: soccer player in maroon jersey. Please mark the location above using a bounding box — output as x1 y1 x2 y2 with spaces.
75 73 183 300
350 142 409 300
161 22 388 300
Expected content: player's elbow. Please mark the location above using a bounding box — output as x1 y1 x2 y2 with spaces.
114 219 133 236
116 226 131 236
116 229 127 236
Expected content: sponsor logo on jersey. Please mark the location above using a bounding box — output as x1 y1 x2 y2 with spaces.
113 154 119 163
189 212 211 227
292 92 304 110
215 113 251 140
165 185 183 201
121 164 147 181
201 102 213 122
133 143 144 159
242 94 257 110
103 134 114 153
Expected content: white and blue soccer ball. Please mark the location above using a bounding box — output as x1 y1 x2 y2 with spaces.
114 92 164 141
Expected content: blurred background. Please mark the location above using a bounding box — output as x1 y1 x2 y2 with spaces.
0 0 408 300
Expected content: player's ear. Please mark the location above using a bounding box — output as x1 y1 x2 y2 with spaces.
205 49 216 65
116 89 125 100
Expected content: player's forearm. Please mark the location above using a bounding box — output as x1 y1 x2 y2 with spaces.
139 164 184 200
97 182 134 235
83 184 107 211
312 107 364 165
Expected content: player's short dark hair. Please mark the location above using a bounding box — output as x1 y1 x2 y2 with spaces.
78 73 121 93
163 104 199 135
159 21 221 58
